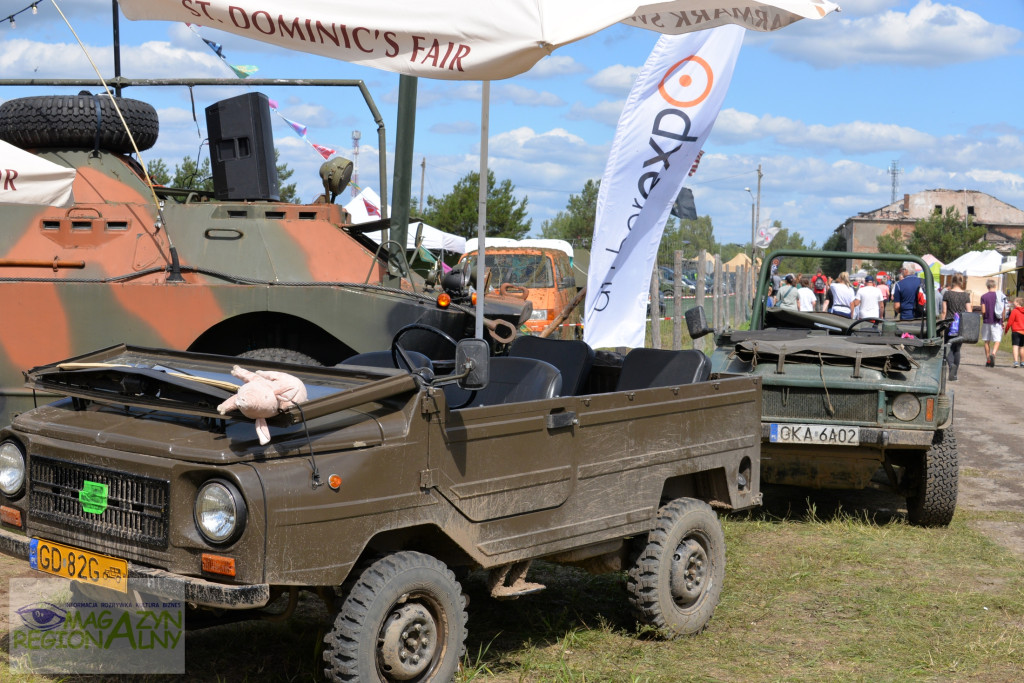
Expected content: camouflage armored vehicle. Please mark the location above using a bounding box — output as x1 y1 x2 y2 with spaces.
0 330 761 680
695 250 979 527
0 91 527 424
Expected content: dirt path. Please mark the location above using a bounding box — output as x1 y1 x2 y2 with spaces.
948 342 1024 556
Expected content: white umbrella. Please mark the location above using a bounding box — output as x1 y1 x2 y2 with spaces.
119 1 839 81
345 187 467 253
119 0 838 337
0 140 75 207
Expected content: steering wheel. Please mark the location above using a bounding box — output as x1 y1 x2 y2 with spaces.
390 323 477 408
846 317 884 335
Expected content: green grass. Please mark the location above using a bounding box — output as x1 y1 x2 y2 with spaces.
450 503 1024 682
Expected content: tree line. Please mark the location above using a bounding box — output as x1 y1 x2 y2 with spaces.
148 158 1003 268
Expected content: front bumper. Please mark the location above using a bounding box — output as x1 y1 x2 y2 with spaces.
0 527 270 610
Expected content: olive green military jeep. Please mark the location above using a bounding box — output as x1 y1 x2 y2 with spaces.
695 251 979 527
0 330 761 680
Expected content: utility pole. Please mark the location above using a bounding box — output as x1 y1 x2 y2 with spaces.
754 164 763 280
419 157 426 214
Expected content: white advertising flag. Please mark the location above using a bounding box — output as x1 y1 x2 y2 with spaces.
584 26 744 349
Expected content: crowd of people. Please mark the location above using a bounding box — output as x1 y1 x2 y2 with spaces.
765 261 1020 379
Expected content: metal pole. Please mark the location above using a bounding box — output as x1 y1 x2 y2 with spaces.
390 75 418 281
474 82 490 340
673 250 683 350
111 1 122 97
419 157 426 213
650 262 661 349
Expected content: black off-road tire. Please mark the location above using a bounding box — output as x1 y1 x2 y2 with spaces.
0 94 159 153
626 498 725 638
237 347 320 366
906 428 958 527
323 551 467 683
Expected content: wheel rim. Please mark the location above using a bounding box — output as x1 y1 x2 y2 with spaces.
377 593 443 681
670 535 710 607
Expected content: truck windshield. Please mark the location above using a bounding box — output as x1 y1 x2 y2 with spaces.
467 253 554 288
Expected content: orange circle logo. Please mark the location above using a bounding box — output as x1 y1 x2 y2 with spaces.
657 55 714 108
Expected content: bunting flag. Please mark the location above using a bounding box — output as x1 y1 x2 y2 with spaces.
279 115 308 137
202 38 224 58
229 64 258 79
312 143 337 160
363 197 381 217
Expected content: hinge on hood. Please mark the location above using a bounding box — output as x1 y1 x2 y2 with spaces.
775 344 787 374
420 469 437 489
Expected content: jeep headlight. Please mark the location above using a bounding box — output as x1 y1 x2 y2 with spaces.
0 441 25 497
891 393 921 421
194 480 246 544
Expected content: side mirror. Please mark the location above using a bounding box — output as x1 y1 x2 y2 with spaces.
455 338 490 390
560 276 576 289
685 306 713 339
956 311 981 344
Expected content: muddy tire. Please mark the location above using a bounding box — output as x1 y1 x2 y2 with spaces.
237 347 320 366
0 94 159 153
323 551 467 683
906 428 958 527
626 498 725 638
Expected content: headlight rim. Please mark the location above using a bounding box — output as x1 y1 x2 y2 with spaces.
0 440 26 498
193 479 247 546
891 393 922 422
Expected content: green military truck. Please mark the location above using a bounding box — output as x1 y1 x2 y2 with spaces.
0 331 761 680
695 251 979 527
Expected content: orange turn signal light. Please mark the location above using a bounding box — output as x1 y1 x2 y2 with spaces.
201 554 236 577
925 398 934 422
471 292 477 306
0 506 22 528
436 293 451 308
328 474 342 490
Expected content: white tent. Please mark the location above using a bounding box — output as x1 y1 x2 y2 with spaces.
0 140 75 207
939 250 1003 276
344 187 466 253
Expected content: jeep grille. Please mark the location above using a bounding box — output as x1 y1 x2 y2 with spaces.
29 456 169 547
762 386 877 423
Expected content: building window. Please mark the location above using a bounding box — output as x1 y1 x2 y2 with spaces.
967 206 975 215
934 205 942 214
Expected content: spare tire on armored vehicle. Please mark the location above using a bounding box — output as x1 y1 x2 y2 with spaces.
0 94 159 152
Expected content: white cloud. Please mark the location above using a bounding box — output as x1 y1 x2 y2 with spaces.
494 84 564 107
0 38 226 79
766 0 1022 68
565 99 624 126
521 55 587 79
585 65 639 95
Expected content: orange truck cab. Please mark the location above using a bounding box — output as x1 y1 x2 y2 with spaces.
460 239 582 338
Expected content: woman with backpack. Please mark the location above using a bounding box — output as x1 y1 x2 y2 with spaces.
940 273 971 381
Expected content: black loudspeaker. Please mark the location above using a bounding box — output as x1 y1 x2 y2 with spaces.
205 92 279 201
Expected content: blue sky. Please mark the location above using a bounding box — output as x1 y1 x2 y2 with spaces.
2 0 1022 249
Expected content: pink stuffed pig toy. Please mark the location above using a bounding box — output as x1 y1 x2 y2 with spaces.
217 365 308 445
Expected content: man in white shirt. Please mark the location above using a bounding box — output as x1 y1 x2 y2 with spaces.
852 278 884 320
